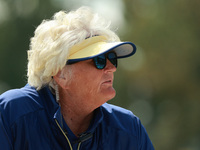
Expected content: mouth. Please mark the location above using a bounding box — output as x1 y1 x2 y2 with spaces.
102 79 113 84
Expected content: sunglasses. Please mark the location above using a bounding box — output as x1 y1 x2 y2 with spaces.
67 51 118 70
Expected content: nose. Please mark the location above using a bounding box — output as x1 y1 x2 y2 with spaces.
104 59 117 72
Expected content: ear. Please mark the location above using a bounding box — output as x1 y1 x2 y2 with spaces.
53 70 68 89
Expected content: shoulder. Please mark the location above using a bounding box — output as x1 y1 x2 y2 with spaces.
102 103 138 121
0 85 43 126
101 103 155 149
101 103 140 135
0 84 43 109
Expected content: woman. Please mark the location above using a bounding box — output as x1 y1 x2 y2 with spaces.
0 6 154 150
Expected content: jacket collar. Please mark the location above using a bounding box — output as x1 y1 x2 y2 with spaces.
37 85 104 137
37 85 60 119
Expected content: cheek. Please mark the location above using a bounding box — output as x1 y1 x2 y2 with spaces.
81 76 100 91
69 64 103 94
77 74 102 96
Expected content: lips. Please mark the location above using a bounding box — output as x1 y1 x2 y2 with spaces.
102 79 113 84
102 74 114 85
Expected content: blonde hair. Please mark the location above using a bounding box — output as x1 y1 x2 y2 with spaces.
27 6 120 90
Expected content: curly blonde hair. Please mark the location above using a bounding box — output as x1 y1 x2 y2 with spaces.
27 6 120 90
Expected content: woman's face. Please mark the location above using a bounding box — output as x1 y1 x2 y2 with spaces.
61 58 117 109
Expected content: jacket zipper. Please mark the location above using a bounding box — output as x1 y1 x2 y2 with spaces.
55 119 81 150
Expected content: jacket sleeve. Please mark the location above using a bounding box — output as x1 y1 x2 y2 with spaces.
137 119 155 150
0 109 13 150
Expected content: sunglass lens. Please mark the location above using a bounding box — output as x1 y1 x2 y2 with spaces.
93 54 106 69
108 52 117 68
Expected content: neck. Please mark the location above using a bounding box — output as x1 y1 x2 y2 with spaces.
59 92 95 137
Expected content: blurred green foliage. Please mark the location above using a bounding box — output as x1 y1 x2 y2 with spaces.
0 0 199 149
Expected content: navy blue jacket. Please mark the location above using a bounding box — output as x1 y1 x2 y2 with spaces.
0 85 154 150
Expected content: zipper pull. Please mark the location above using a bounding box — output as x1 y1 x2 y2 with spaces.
76 133 93 143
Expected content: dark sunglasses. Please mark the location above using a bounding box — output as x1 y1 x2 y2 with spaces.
93 52 117 69
67 51 118 70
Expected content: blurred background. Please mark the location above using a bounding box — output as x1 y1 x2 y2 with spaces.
0 0 199 149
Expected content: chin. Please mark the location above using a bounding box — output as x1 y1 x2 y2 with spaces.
104 88 116 101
